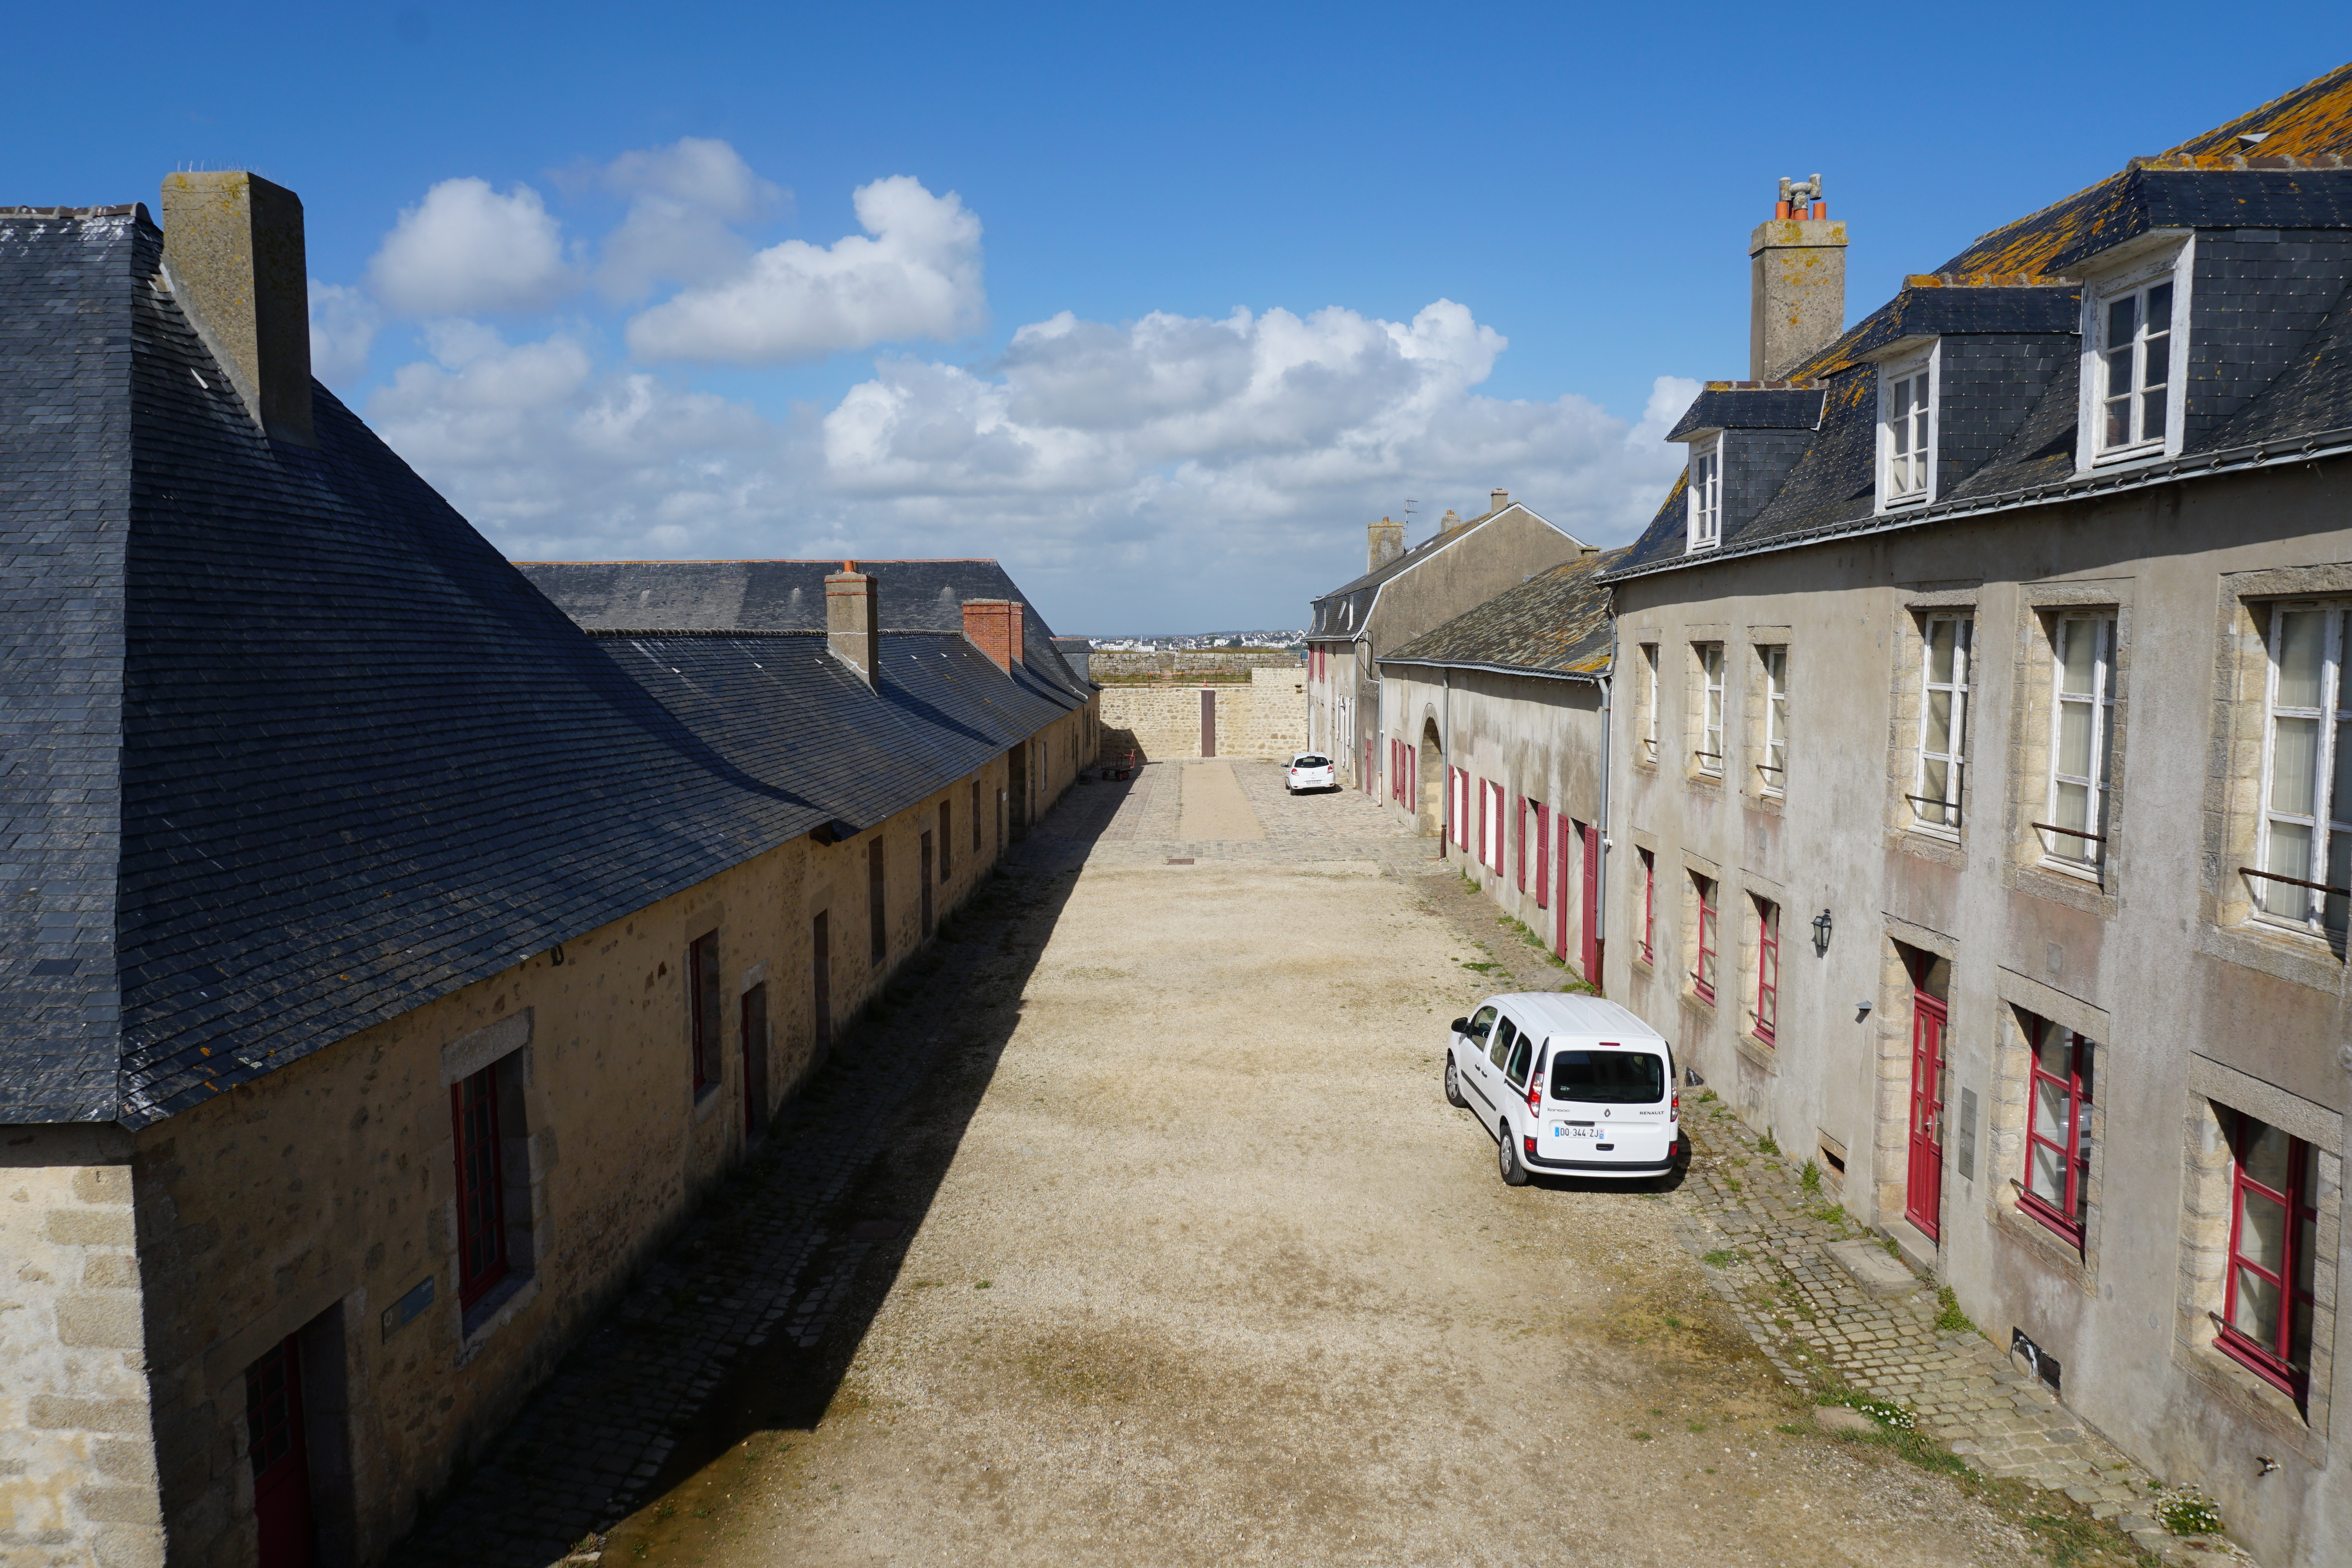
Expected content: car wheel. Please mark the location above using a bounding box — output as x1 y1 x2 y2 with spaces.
1498 1122 1530 1186
1444 1057 1467 1108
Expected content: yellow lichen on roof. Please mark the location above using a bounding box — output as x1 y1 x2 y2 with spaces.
2170 61 2352 159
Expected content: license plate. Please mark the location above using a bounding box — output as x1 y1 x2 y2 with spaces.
1553 1125 1599 1140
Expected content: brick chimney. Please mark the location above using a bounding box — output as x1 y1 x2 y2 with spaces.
1489 488 1510 516
826 562 880 684
1367 515 1404 571
159 172 315 447
963 599 1024 676
1749 174 1847 381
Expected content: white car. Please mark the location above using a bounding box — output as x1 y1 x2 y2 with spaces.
1285 753 1335 793
1444 992 1690 1184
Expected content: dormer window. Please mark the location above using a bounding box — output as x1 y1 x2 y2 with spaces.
2080 240 2189 466
1878 350 1935 507
1687 438 1721 551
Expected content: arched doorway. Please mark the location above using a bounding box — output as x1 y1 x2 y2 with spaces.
1418 719 1444 837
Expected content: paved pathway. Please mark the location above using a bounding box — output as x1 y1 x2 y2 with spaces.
386 760 2250 1566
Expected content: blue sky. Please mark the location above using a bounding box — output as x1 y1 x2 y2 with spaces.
6 4 2340 633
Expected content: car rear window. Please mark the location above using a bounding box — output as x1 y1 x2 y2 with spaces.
1294 755 1329 767
1550 1048 1664 1104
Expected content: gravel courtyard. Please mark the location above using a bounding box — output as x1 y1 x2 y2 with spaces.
596 762 2046 1568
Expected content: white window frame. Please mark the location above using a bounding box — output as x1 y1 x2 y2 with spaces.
2251 601 2352 940
1639 642 1661 765
1876 345 1938 510
1696 642 1725 777
2078 236 2191 468
1686 437 1722 551
1758 644 1788 795
2039 613 2117 874
1912 613 1971 835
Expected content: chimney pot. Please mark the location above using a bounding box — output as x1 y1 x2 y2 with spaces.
159 171 315 447
962 599 1024 676
826 566 881 685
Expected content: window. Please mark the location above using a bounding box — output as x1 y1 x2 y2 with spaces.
1636 849 1656 965
2040 614 2116 870
1687 439 1721 550
2218 1112 2317 1402
1504 1029 1534 1089
2254 603 2351 939
2094 275 2174 456
1533 803 1551 908
1691 872 1718 1004
1695 643 1725 775
1489 1014 1516 1069
2019 1019 2093 1245
689 931 721 1092
1881 357 1933 504
1485 781 1505 872
1450 767 1469 851
970 780 982 851
1639 643 1661 765
939 801 953 881
1914 615 1972 831
1464 1005 1496 1045
1514 795 1527 890
1753 897 1779 1045
868 838 888 963
452 1064 507 1305
1758 646 1788 794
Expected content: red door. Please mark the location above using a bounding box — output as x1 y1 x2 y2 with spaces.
245 1335 317 1568
1554 822 1571 959
1906 992 1947 1240
1580 823 1603 985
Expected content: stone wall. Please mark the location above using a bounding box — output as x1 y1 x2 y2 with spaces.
1098 668 1302 762
1 1126 165 1568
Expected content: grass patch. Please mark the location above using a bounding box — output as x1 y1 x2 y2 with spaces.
1756 1129 1781 1156
1800 1159 1822 1193
1700 1248 1739 1267
1628 1429 1654 1442
1499 914 1568 965
1934 1285 1978 1336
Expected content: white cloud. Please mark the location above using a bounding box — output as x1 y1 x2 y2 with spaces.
595 137 787 302
624 175 984 365
308 280 380 385
364 291 1688 627
366 178 575 316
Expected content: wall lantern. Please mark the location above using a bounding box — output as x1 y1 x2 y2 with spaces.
1811 908 1833 957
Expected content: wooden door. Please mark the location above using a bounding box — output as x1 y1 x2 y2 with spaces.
1906 992 1947 1239
741 982 769 1137
1200 690 1217 757
1580 823 1603 985
246 1335 317 1568
920 833 935 936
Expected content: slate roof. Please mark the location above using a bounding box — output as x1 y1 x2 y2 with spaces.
1380 550 1625 679
1609 63 2352 583
516 557 1089 700
0 206 1081 1126
1308 502 1580 640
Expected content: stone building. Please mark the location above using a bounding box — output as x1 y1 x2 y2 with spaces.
1598 65 2352 1566
1375 551 1620 979
0 176 1094 1568
1305 494 1586 795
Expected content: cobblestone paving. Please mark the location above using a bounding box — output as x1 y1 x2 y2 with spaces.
1671 1125 2253 1563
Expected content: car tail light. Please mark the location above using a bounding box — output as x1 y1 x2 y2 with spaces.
1525 1075 1542 1116
1523 1136 1538 1157
1671 1085 1681 1122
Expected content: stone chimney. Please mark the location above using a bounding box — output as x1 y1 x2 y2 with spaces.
159 172 315 447
1368 515 1404 571
1749 174 1847 381
1489 488 1510 516
826 562 880 684
963 599 1024 676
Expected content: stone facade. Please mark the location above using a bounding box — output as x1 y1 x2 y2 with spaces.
1097 667 1304 763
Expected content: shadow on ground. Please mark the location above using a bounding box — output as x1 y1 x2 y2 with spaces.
387 776 1131 1568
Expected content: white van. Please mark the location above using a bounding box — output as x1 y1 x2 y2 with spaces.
1443 992 1690 1184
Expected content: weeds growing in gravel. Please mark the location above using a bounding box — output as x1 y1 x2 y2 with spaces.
1800 1159 1822 1193
2154 1488 2224 1535
1756 1130 1782 1156
1701 1248 1739 1267
1934 1286 1978 1336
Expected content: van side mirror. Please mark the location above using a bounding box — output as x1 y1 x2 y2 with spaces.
1450 1018 1471 1036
